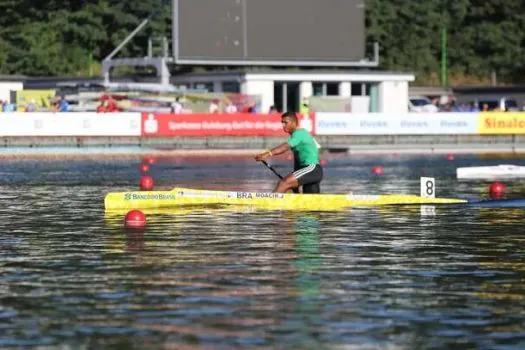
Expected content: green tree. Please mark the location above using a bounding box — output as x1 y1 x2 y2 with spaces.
0 0 524 84
366 0 525 84
0 0 170 76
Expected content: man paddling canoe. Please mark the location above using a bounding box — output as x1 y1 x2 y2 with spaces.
255 112 323 193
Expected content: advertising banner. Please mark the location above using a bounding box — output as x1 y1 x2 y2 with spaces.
478 112 525 134
15 89 56 111
0 113 141 136
315 113 478 135
141 113 315 136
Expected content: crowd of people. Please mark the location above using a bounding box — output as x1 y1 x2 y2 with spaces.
4 91 525 114
170 97 260 114
1 96 70 112
411 95 525 113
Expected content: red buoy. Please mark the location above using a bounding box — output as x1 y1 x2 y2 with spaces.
320 159 327 166
145 156 156 165
140 176 154 191
447 154 455 161
140 163 150 174
371 166 384 175
489 182 505 197
124 210 146 228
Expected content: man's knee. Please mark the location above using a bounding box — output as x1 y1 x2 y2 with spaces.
274 175 299 193
284 174 299 186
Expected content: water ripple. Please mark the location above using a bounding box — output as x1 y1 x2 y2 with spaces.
1 156 525 348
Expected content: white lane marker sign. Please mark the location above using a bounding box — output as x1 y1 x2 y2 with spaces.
420 177 435 198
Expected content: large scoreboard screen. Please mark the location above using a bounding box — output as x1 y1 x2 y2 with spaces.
173 0 366 65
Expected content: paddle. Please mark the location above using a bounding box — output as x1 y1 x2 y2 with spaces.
260 160 299 193
261 160 283 179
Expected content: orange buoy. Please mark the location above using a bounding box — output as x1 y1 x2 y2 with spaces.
124 210 146 229
140 176 154 191
371 166 384 175
140 163 150 174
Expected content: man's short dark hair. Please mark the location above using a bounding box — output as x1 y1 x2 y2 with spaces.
281 111 298 123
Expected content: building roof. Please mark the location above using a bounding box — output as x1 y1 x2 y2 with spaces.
1 68 417 87
409 86 453 97
452 85 525 94
171 69 415 83
174 69 414 78
0 75 27 82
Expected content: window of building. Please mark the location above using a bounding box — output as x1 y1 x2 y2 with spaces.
274 82 300 113
193 82 214 92
222 81 240 93
313 83 324 96
351 83 362 96
173 84 190 91
351 82 374 96
326 83 339 96
313 82 340 96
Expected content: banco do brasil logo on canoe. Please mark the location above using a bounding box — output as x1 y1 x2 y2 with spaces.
124 193 176 201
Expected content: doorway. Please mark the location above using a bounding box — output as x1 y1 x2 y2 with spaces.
274 82 300 113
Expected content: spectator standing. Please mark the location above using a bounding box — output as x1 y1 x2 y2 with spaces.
300 98 310 114
25 99 37 112
106 96 118 112
2 100 15 112
55 96 69 112
247 103 257 114
470 102 480 112
170 97 183 114
209 99 220 113
97 100 107 113
225 102 237 113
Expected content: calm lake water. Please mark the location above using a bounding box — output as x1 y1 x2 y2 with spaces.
2 153 525 349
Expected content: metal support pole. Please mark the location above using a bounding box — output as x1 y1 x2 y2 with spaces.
163 37 169 58
373 42 379 65
104 16 153 61
440 28 448 87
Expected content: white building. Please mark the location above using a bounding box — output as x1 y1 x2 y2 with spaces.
0 75 24 103
1 70 416 114
169 70 415 114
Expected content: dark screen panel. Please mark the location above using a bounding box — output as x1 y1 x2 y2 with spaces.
176 0 246 59
246 0 364 60
173 0 365 64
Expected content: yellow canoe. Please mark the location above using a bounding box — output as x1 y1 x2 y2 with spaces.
104 187 467 211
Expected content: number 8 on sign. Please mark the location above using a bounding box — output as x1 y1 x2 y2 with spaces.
420 177 435 198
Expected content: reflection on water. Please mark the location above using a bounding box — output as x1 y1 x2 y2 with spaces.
1 155 525 348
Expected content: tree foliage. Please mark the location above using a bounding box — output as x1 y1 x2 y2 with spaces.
0 0 171 76
0 0 523 84
366 0 525 83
